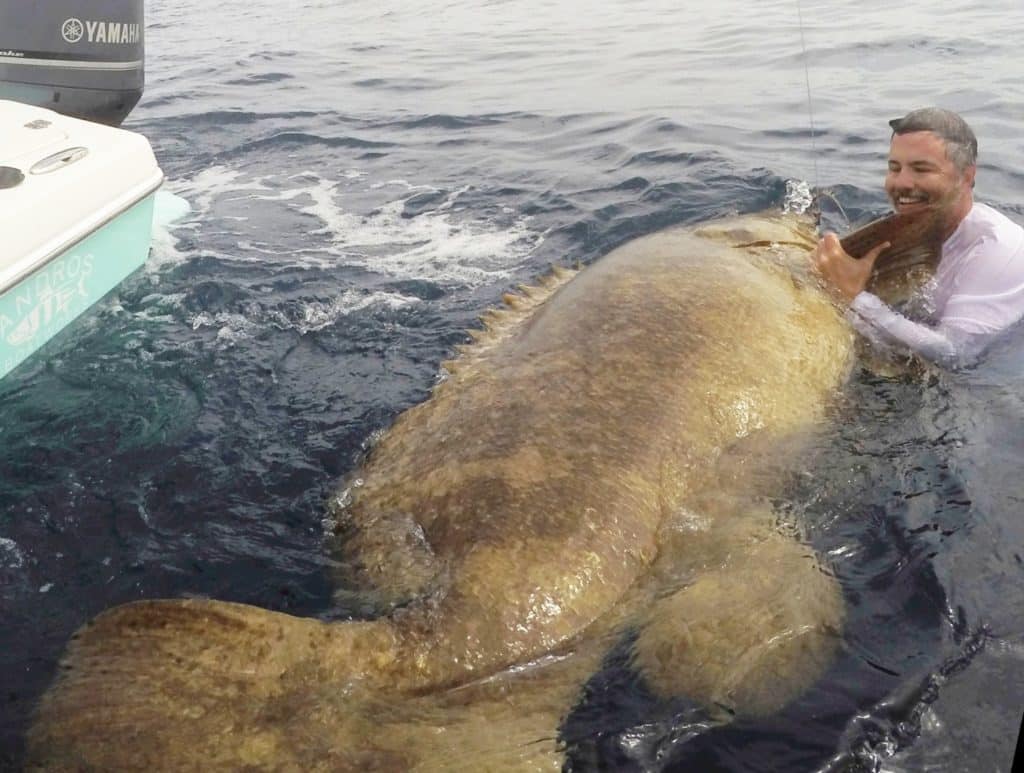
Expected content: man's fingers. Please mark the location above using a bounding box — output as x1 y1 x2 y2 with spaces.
811 232 881 303
821 232 842 255
811 233 840 273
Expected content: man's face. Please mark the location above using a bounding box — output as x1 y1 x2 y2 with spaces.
884 130 975 234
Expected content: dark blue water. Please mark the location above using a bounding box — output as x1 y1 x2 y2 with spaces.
3 0 1024 769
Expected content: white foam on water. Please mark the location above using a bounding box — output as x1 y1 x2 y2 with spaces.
188 289 417 346
233 239 293 256
266 290 417 335
0 537 25 570
161 166 546 289
189 311 262 347
369 178 422 191
146 217 193 273
134 292 188 321
169 165 252 217
194 170 545 286
301 180 545 287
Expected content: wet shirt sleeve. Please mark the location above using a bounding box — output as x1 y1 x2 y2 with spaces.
847 234 1024 366
847 293 962 364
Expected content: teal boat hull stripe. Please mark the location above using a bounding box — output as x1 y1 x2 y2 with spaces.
0 192 155 379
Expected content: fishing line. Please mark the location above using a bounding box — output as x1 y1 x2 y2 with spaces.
795 0 820 192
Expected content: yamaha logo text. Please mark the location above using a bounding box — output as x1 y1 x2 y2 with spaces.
61 18 141 45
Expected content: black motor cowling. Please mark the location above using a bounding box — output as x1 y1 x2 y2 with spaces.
0 0 144 126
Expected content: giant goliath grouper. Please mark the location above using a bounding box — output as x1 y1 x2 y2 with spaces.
28 208 939 770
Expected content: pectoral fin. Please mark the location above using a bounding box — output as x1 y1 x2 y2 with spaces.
631 528 843 717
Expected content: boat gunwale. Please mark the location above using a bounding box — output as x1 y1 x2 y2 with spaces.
0 170 163 297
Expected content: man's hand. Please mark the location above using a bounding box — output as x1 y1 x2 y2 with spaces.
810 233 890 305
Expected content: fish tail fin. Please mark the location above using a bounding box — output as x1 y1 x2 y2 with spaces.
28 597 591 771
27 598 399 770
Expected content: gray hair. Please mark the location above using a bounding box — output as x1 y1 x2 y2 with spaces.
888 108 978 172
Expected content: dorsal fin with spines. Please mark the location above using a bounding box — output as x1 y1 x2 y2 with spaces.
436 264 578 385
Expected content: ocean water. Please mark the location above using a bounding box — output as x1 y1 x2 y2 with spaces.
3 0 1024 769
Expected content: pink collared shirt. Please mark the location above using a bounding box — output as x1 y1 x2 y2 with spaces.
848 203 1024 366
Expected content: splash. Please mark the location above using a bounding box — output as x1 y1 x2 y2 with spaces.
783 179 814 215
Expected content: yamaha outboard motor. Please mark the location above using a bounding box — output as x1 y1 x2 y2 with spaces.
0 0 144 125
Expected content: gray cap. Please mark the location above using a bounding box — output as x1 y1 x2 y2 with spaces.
888 107 977 169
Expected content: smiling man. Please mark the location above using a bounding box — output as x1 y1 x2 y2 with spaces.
812 107 1024 366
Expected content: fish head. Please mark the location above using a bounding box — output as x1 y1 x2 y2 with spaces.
839 207 945 305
